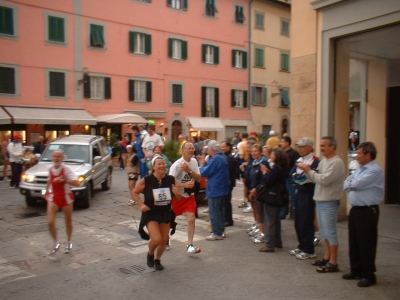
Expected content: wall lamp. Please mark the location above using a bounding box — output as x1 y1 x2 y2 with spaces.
77 67 91 90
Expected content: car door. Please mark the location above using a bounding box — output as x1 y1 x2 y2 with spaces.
91 141 106 187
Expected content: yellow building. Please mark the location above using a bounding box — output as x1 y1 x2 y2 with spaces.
291 0 400 209
249 0 291 139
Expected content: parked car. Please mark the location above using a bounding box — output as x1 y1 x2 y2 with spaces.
19 135 112 208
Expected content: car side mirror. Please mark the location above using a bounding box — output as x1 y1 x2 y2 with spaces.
93 156 102 164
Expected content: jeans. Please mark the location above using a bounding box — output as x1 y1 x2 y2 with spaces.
224 188 234 225
316 200 340 245
10 162 22 187
208 196 226 236
139 159 148 178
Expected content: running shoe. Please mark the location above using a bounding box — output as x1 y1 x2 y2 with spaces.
242 206 253 213
290 248 302 255
65 242 73 254
206 233 223 241
127 199 137 205
296 252 316 260
187 244 201 254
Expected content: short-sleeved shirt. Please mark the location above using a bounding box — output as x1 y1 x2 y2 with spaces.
169 157 200 197
142 134 164 155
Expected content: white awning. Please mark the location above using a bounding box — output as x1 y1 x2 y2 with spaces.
187 117 224 131
96 113 147 124
3 106 97 125
0 107 11 124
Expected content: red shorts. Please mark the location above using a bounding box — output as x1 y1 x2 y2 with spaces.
46 192 74 208
172 195 196 216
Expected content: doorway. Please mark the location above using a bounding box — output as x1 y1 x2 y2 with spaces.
171 120 182 141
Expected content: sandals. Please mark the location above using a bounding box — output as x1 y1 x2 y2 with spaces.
316 262 339 273
311 258 329 266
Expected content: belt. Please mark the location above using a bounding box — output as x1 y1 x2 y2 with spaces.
352 205 379 210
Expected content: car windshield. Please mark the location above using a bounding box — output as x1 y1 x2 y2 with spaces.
40 144 90 163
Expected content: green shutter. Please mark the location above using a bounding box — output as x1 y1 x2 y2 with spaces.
183 0 188 10
251 86 256 105
145 34 151 54
182 40 188 60
282 89 290 106
281 53 289 71
104 77 111 99
262 87 267 106
167 0 172 7
256 49 264 67
231 89 235 107
0 67 15 94
201 87 206 117
90 24 105 47
129 80 134 101
232 50 236 67
0 6 14 35
243 91 248 108
146 81 152 102
49 72 65 97
242 51 247 69
214 88 219 118
48 16 64 42
214 46 219 64
202 44 207 63
129 32 135 53
83 75 91 98
168 38 173 58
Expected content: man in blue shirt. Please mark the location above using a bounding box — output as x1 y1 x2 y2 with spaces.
343 142 384 287
197 140 229 240
131 124 148 178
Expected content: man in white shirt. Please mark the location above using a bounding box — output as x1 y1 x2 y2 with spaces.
7 134 24 188
169 142 202 254
142 124 164 160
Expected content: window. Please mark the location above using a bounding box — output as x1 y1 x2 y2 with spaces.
128 80 152 102
201 86 219 117
255 48 264 67
49 71 65 97
205 0 218 17
281 52 290 71
168 38 187 60
167 0 187 10
255 12 264 29
0 6 13 35
129 32 151 54
251 86 267 106
232 50 247 69
231 90 247 108
281 88 290 107
48 16 64 42
0 66 15 94
235 5 245 24
84 76 111 100
172 84 183 104
202 44 219 65
281 19 290 36
90 24 105 48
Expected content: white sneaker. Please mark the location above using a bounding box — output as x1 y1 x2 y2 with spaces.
3 177 9 182
242 206 253 213
314 237 321 246
222 232 227 238
202 207 209 213
187 244 201 254
290 248 302 255
296 252 316 260
246 224 258 233
206 233 223 241
127 199 137 205
166 239 171 251
254 233 265 243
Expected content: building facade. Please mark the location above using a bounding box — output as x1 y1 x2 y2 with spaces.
0 0 251 144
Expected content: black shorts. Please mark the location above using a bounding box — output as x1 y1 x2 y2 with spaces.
128 173 139 181
143 210 171 225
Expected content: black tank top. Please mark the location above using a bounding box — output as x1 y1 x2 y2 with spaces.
143 174 175 211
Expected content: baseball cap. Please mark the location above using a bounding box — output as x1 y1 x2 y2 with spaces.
126 145 133 148
14 134 22 140
296 137 314 147
269 130 275 136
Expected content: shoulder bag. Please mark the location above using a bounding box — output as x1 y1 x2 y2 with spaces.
256 183 288 207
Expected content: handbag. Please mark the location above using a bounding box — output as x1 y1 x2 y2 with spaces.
256 183 288 207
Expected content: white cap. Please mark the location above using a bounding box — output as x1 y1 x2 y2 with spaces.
269 130 275 136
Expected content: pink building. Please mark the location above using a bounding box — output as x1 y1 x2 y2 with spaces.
0 0 251 144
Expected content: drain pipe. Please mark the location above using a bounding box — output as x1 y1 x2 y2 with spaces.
248 0 254 131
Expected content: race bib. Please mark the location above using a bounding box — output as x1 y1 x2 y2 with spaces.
152 187 172 206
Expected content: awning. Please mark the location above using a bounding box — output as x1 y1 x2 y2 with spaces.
96 113 147 124
187 117 224 131
0 107 11 124
3 106 97 125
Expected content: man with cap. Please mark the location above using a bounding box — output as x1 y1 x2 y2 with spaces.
289 137 320 260
7 134 24 188
266 131 280 149
197 140 230 240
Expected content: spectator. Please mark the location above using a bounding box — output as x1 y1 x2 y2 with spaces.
2 133 10 182
266 130 280 149
7 134 24 188
142 124 164 160
33 136 46 155
131 124 148 178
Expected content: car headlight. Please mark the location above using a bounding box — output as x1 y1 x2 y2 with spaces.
22 174 35 183
78 176 85 183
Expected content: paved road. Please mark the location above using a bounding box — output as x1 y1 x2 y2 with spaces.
0 168 399 300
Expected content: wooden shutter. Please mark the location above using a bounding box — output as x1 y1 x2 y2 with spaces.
251 86 256 105
262 87 267 106
0 7 14 35
50 72 65 97
202 44 207 63
242 51 247 69
145 34 151 55
129 80 134 101
183 0 188 10
231 90 235 107
0 67 15 94
243 91 248 108
104 77 111 99
214 46 219 64
167 0 172 7
83 75 91 98
129 32 134 53
232 50 236 67
182 40 188 60
214 88 219 118
201 87 206 117
168 38 173 58
146 81 152 102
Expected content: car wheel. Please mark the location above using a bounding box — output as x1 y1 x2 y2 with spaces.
101 169 112 191
79 181 92 209
25 196 37 206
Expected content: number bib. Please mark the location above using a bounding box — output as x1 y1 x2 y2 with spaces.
152 187 172 206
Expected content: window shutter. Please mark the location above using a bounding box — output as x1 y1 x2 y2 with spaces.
167 0 172 7
145 34 151 54
129 32 134 53
0 7 14 35
183 0 188 10
251 86 256 105
242 51 247 69
232 50 236 67
83 75 91 98
49 17 64 42
202 44 206 63
281 89 290 106
231 89 235 107
243 91 248 108
262 87 267 106
53 72 65 96
214 88 219 118
214 46 219 64
48 16 56 41
49 72 56 96
104 77 111 99
0 67 15 94
168 38 173 58
201 87 206 117
181 40 188 60
129 80 134 101
146 81 152 102
178 85 182 103
90 24 105 46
